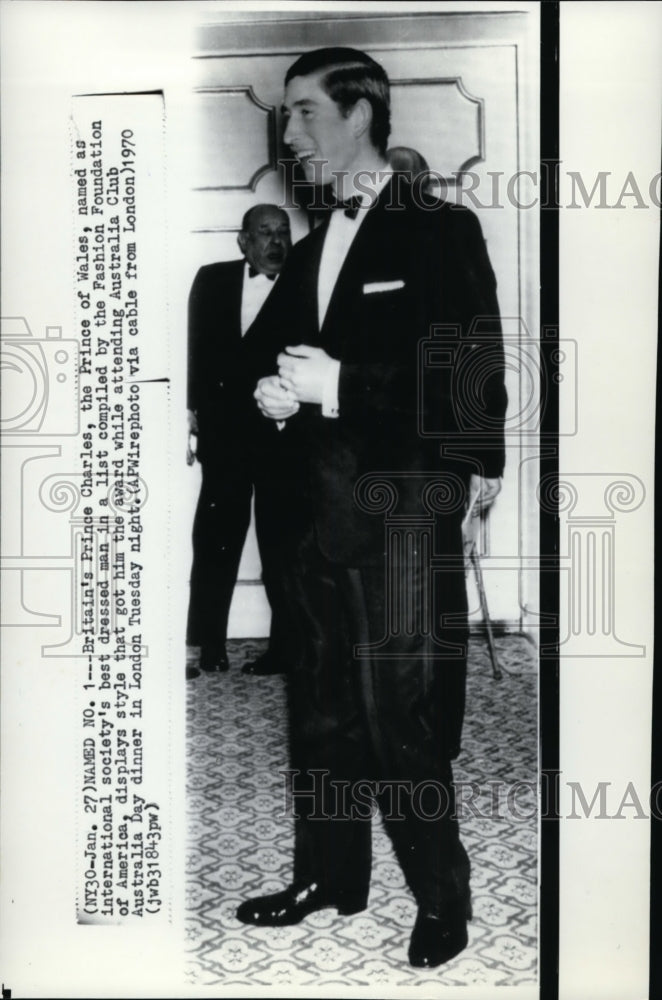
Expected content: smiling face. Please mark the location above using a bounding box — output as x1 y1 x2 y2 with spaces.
238 205 292 277
282 72 360 188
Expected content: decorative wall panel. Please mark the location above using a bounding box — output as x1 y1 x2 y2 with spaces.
193 87 276 191
391 78 484 179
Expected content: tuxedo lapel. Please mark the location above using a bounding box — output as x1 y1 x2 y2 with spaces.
319 179 417 353
318 202 381 344
301 222 326 344
214 259 244 343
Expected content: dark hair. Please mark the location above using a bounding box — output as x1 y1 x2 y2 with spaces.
241 203 289 233
387 146 430 177
285 47 391 156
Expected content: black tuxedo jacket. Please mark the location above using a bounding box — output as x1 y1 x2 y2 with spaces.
243 180 507 567
188 258 260 469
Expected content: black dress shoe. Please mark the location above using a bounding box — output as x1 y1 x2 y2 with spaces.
408 903 469 968
199 646 230 673
186 664 201 680
236 882 366 926
241 651 286 676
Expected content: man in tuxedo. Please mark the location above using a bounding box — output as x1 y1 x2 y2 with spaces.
236 49 507 968
186 204 292 680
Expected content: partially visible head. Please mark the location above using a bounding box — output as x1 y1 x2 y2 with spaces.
282 48 391 187
387 146 435 199
237 204 291 276
388 146 430 179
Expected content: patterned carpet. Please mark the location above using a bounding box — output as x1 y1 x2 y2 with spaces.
185 635 538 988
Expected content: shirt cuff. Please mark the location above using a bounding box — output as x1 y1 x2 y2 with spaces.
321 359 341 418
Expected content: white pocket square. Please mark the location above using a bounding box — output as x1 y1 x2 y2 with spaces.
363 279 405 294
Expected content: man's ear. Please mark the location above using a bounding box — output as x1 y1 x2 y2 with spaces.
237 231 248 255
349 98 372 141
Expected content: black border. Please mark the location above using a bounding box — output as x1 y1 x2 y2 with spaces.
539 4 560 1000
650 153 661 1000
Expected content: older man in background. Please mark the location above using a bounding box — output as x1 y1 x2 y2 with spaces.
186 204 292 680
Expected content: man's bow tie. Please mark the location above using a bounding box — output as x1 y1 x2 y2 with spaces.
248 266 276 281
329 194 363 219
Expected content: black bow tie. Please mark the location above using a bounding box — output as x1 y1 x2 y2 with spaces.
248 266 276 281
329 194 363 219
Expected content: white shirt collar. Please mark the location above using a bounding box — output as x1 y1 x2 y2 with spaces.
336 168 393 211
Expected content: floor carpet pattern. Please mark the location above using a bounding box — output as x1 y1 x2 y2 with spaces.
185 635 538 988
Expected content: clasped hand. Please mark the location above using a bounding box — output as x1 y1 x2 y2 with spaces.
254 345 334 420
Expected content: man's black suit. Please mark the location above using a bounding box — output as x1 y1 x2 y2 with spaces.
242 179 507 915
186 259 289 660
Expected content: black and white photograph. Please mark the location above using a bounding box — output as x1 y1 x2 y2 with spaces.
182 7 540 989
0 3 659 998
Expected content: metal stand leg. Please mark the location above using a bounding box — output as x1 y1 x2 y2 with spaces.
469 543 502 681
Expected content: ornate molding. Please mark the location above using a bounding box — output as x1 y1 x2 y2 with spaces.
193 86 277 192
392 76 485 180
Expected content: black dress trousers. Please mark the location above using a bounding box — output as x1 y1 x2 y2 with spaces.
282 517 471 914
186 456 252 651
186 428 296 662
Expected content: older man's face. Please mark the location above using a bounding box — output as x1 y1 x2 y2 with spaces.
239 206 292 276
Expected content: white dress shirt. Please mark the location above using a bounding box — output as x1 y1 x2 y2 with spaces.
318 172 392 417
